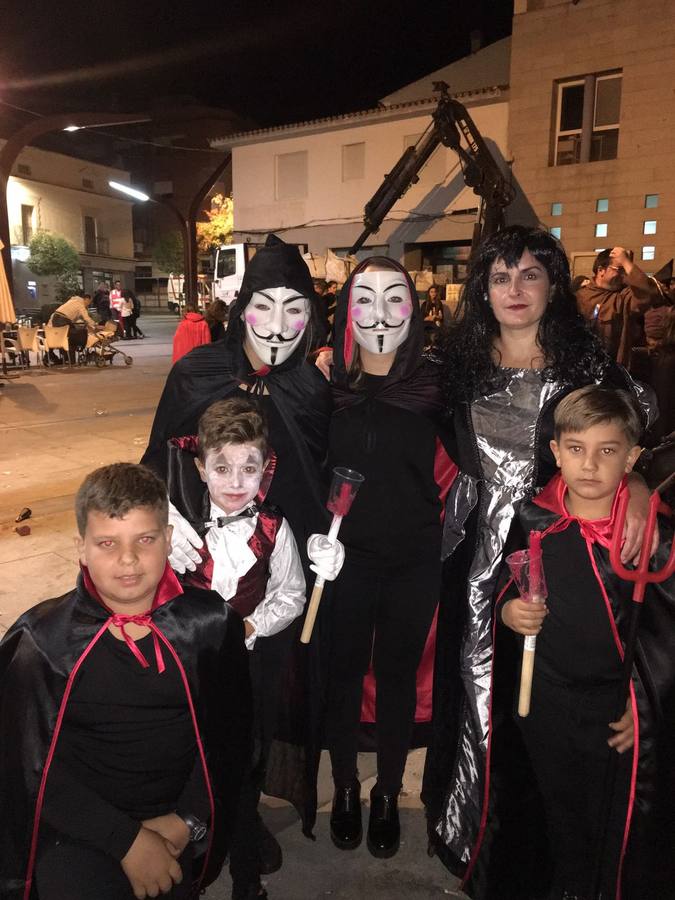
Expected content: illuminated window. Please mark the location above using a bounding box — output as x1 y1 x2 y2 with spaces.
596 198 609 212
551 202 563 216
553 72 621 166
595 223 608 238
645 194 659 209
643 220 657 235
642 246 655 261
549 227 562 239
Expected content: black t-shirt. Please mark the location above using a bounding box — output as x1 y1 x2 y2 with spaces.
57 629 197 819
328 374 441 567
535 524 623 686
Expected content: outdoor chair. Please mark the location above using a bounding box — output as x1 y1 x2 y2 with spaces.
43 324 71 367
17 326 42 366
1 333 26 370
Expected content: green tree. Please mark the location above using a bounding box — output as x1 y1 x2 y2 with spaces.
196 194 233 252
152 231 184 274
27 231 82 301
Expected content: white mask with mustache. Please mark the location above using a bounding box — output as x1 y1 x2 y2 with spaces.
243 286 310 366
350 270 413 354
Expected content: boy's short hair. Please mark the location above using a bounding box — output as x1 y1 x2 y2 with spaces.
75 463 169 536
198 397 268 462
554 385 642 445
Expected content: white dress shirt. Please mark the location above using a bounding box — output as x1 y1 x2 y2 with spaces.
205 500 306 648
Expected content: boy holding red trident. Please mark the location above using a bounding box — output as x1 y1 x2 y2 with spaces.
466 386 675 900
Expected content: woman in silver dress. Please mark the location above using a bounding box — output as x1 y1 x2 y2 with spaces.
423 226 653 898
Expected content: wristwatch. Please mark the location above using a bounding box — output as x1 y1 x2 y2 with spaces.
178 812 208 843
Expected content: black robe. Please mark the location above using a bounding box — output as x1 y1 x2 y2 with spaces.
142 235 332 834
0 567 251 900
462 478 675 900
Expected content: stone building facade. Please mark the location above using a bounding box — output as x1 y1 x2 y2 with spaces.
509 0 675 275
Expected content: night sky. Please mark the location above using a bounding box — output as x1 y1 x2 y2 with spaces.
2 0 513 128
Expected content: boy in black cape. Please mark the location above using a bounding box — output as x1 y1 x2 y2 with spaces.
0 463 251 900
464 387 675 900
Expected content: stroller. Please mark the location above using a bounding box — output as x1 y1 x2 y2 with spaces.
81 322 133 368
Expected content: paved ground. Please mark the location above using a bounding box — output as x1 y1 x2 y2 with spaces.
0 312 467 900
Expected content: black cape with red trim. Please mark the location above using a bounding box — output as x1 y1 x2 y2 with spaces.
461 477 675 900
0 570 251 900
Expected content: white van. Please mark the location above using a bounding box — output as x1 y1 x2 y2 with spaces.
212 243 262 306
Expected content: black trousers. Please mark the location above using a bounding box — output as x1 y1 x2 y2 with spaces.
517 675 631 899
326 557 440 796
35 834 194 900
127 312 143 337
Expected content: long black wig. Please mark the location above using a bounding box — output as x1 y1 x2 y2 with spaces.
442 225 611 403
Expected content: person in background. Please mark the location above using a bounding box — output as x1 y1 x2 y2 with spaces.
205 299 228 343
124 289 144 339
119 292 133 339
172 302 212 364
110 280 124 336
48 294 99 364
576 247 659 367
92 282 112 324
571 274 590 293
421 285 445 347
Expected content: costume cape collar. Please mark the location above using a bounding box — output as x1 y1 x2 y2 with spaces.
533 472 628 550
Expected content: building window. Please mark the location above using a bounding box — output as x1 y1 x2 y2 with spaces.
642 246 655 261
596 198 609 212
275 151 308 201
595 223 608 238
17 163 32 177
643 220 657 235
342 142 365 181
551 202 563 216
21 205 34 245
554 72 622 166
549 227 562 239
645 194 659 208
83 215 97 254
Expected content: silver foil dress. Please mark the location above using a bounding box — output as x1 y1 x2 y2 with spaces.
436 368 561 861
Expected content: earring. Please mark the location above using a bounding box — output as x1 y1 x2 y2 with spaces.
483 292 489 303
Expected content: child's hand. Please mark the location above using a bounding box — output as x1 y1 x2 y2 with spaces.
307 534 345 582
315 349 333 380
121 826 183 899
142 813 190 855
501 598 548 636
608 700 634 754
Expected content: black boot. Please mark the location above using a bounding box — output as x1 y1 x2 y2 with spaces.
330 782 362 850
367 792 400 859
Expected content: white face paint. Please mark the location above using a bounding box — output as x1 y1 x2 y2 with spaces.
242 286 310 366
197 443 265 513
350 270 413 354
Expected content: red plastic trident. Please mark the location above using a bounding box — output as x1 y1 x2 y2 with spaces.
592 486 675 899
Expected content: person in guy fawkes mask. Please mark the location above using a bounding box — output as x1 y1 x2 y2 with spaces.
306 257 456 860
141 234 332 876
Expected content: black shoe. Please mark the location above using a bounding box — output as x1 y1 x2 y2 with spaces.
257 817 282 874
330 783 362 850
232 884 268 900
367 793 400 859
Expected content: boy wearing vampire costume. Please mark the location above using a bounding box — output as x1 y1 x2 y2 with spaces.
167 397 343 900
308 258 456 859
458 387 675 900
0 463 251 900
142 233 331 833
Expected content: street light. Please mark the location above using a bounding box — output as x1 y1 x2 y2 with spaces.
109 179 194 304
0 112 151 300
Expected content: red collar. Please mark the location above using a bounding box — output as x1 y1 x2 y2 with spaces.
81 561 184 614
534 473 627 549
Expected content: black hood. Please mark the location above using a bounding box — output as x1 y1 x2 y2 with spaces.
332 256 425 388
224 234 319 375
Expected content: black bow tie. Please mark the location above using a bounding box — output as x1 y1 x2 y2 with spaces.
204 505 258 529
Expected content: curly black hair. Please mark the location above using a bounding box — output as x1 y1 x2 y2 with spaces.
442 225 611 403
